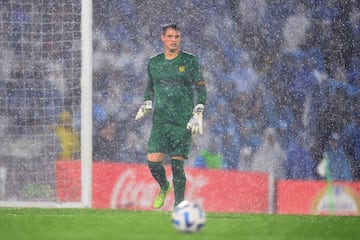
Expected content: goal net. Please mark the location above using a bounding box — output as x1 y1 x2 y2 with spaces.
0 0 88 207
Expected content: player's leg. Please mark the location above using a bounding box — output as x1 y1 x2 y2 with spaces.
170 127 192 207
147 152 168 190
147 152 172 209
171 157 186 207
147 125 171 209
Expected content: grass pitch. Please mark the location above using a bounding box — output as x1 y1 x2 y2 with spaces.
0 208 359 240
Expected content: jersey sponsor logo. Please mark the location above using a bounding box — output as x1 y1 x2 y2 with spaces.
178 65 185 73
158 78 181 87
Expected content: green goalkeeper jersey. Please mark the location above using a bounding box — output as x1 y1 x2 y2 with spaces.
144 51 207 126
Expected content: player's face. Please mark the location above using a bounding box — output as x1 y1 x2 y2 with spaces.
161 28 181 53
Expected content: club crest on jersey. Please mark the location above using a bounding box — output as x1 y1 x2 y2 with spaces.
178 65 185 73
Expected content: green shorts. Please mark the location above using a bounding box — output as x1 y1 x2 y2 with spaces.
147 123 192 158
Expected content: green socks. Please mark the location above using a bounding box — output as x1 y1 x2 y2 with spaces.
147 161 168 191
171 159 186 206
148 159 186 206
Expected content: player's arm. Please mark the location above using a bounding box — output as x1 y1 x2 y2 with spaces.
135 64 154 120
192 56 207 106
195 79 207 106
186 55 207 134
186 79 207 134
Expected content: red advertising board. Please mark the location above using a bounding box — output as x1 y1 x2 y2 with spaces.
56 161 269 213
277 180 360 215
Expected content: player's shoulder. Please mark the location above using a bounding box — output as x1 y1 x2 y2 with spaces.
149 52 164 61
180 51 200 64
148 51 198 62
180 51 197 58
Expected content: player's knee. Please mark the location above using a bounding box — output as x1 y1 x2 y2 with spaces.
147 153 165 162
171 155 185 160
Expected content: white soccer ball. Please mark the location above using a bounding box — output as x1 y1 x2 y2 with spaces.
171 200 206 233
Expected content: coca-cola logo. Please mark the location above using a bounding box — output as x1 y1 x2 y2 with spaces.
110 168 208 210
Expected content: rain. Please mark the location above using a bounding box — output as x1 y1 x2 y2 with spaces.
0 0 359 214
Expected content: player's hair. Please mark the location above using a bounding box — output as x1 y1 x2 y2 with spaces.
162 23 180 35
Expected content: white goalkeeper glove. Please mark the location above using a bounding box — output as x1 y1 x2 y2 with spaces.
135 100 152 120
186 104 204 134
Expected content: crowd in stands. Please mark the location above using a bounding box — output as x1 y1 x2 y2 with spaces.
1 1 359 181
0 1 80 128
90 0 360 181
0 0 81 164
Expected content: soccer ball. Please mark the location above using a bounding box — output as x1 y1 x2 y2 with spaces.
171 200 206 233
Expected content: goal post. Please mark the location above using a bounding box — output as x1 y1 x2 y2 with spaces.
0 0 92 208
81 0 93 208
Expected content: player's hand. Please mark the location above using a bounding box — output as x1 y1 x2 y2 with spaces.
186 104 204 134
135 100 152 120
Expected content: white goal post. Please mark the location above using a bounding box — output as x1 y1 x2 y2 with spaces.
0 0 92 208
81 0 93 208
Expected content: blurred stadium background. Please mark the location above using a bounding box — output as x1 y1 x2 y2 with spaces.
0 0 359 212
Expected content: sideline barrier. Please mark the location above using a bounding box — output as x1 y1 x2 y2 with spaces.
277 180 360 215
56 161 269 213
57 161 360 215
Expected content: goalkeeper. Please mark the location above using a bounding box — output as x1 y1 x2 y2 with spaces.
135 23 207 209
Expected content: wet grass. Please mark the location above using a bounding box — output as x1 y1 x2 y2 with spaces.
0 208 359 240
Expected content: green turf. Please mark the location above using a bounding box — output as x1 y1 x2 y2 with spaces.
0 208 359 240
